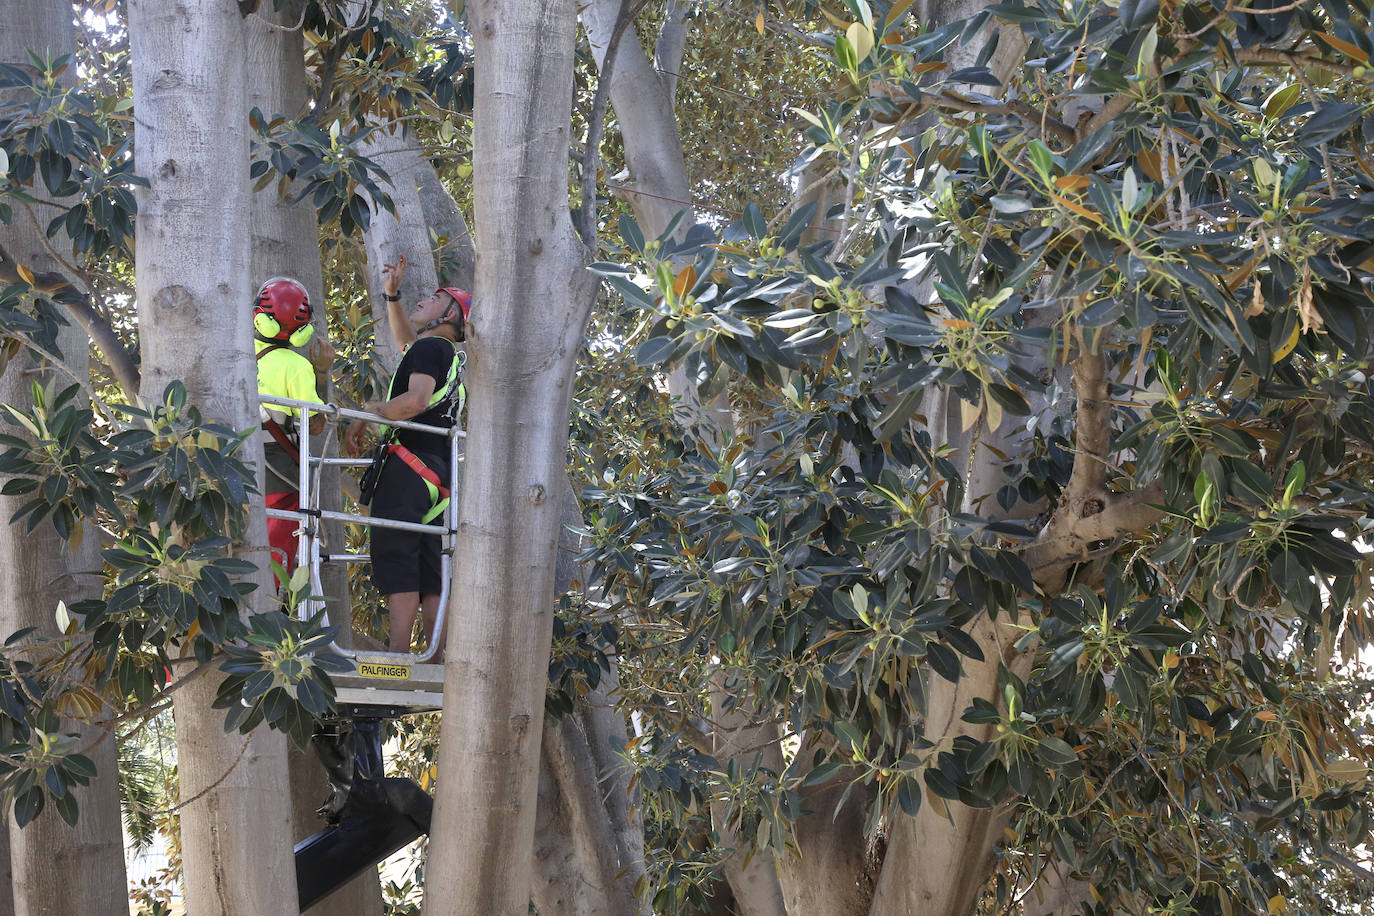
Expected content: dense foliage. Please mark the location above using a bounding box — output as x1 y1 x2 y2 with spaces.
568 0 1374 911
3 0 1374 913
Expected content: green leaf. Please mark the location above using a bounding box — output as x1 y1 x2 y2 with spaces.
619 213 645 254
634 337 678 367
897 776 922 816
1264 84 1301 119
1026 140 1054 182
1036 736 1078 767
802 760 845 787
12 787 43 827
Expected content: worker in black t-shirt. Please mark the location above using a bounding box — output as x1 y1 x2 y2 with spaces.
345 254 469 657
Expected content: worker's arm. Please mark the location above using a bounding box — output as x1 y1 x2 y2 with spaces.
382 254 416 351
345 372 437 455
307 339 335 436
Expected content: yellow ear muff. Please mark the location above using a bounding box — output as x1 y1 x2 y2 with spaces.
254 312 282 338
288 324 314 348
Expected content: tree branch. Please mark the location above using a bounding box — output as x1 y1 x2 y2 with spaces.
883 92 1076 145
578 0 654 252
654 0 690 98
1066 349 1109 497
1027 482 1167 591
1080 45 1354 142
1023 351 1166 591
0 240 142 401
1240 47 1356 77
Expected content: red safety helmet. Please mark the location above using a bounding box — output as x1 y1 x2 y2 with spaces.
254 277 314 346
439 288 472 321
438 288 472 340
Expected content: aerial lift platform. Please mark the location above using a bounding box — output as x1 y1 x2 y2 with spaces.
261 394 460 909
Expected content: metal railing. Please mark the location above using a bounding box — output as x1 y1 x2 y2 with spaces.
260 394 464 665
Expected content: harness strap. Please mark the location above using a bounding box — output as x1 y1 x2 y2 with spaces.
256 341 290 361
385 443 450 525
379 339 464 441
263 418 301 464
257 342 301 464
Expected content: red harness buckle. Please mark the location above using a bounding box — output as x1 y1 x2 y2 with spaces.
385 443 449 499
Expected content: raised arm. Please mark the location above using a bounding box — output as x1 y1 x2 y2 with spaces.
382 253 417 351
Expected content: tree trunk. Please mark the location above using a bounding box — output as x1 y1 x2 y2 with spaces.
359 126 444 373
775 778 878 916
0 7 128 915
424 0 599 911
129 2 299 913
581 0 693 241
708 679 787 916
0 331 129 916
531 485 647 915
415 158 475 292
244 8 384 913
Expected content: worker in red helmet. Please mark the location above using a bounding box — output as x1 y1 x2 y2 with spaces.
254 277 334 582
345 254 468 657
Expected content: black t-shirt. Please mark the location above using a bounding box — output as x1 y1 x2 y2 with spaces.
387 336 462 458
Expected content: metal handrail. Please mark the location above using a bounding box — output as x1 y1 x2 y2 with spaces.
259 394 462 666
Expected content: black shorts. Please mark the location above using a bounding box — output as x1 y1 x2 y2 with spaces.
368 451 450 597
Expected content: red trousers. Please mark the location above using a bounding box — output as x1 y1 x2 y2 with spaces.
266 491 299 586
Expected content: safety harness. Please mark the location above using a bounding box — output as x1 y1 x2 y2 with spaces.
257 341 302 465
376 341 464 526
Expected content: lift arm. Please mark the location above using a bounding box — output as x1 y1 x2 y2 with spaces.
294 719 435 911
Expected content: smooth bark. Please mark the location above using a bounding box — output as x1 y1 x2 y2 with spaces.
776 777 878 916
0 329 128 916
0 7 129 914
424 0 598 910
532 485 647 916
245 8 383 913
581 0 692 241
129 1 298 912
359 126 443 373
415 158 475 292
708 679 787 916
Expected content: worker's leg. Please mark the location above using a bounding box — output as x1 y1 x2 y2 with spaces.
416 529 446 660
419 593 444 661
264 491 300 588
386 592 421 653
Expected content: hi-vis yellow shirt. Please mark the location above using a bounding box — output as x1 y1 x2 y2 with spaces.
255 339 321 421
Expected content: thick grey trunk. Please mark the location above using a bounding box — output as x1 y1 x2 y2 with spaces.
776 778 878 916
129 2 298 912
534 713 644 916
359 127 444 372
245 5 357 657
708 679 788 916
0 828 10 916
574 669 648 905
862 7 1035 911
244 10 382 913
532 486 647 916
0 7 128 915
415 160 475 291
423 0 598 911
0 334 128 916
581 0 692 241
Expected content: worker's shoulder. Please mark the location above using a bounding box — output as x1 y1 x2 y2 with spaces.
257 344 313 369
406 335 455 357
401 335 456 367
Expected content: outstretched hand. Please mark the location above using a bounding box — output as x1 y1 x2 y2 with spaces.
345 418 371 457
382 253 408 298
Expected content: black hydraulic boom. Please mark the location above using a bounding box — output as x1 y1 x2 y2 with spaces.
294 717 433 911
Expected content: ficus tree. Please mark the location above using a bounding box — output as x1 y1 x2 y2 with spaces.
568 0 1374 914
2 1 1374 915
